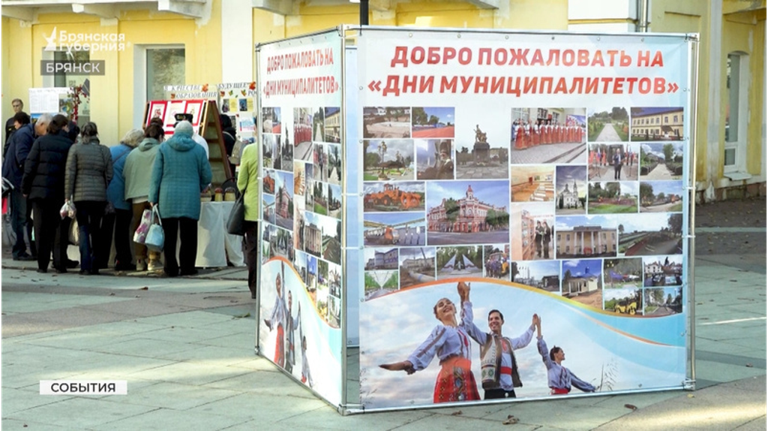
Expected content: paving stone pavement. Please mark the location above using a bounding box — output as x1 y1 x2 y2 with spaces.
1 197 765 429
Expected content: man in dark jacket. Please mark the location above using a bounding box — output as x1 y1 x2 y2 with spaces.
22 114 74 272
4 98 24 153
2 111 43 260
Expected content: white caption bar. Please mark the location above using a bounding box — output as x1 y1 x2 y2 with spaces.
40 380 128 395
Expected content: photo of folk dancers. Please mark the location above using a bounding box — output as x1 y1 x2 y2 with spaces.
359 279 683 409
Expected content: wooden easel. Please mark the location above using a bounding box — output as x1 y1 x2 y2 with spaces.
199 100 233 185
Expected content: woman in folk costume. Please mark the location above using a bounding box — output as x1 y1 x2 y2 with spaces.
536 316 596 395
264 262 287 367
380 282 480 404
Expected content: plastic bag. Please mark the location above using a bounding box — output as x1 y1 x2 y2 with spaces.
144 206 164 252
60 201 76 220
133 209 153 244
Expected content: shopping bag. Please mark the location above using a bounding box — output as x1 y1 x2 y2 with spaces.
69 218 79 245
2 213 16 249
60 200 76 219
226 190 246 236
133 209 152 244
145 207 164 252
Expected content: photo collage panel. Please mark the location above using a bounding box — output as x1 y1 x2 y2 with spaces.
361 105 687 318
262 105 343 328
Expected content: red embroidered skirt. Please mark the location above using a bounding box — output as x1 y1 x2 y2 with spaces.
433 356 480 403
274 324 285 367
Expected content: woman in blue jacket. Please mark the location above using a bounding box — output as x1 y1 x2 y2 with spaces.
149 121 212 277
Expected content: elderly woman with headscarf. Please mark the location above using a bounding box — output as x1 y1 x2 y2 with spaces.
65 122 113 275
98 128 144 271
149 121 212 277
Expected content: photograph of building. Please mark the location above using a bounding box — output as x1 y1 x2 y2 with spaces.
364 248 399 270
324 107 341 143
631 107 684 141
399 247 436 289
427 181 509 245
561 259 603 309
556 165 586 214
554 214 618 258
512 260 561 293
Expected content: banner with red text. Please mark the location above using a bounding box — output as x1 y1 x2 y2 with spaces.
257 30 344 407
357 28 693 410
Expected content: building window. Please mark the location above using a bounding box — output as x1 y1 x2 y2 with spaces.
673 115 678 122
566 234 570 241
664 116 669 123
512 108 530 125
566 246 570 253
53 50 91 127
146 47 185 101
725 52 749 172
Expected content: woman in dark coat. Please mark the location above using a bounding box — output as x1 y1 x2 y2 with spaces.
65 122 113 275
21 114 74 273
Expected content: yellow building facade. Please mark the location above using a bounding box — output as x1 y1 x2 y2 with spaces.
2 0 764 199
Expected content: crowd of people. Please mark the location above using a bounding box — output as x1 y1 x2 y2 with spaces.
1 101 261 289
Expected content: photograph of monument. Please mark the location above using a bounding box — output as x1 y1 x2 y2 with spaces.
415 139 454 180
363 139 415 181
436 245 483 280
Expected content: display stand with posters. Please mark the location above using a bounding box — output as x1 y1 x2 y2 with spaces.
254 26 699 415
143 99 232 184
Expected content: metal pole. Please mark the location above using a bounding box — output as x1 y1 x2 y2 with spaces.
360 0 369 25
686 35 701 390
637 0 650 32
339 25 349 412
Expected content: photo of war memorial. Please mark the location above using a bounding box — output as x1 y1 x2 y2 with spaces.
363 139 415 181
436 245 483 280
510 107 587 164
455 107 509 179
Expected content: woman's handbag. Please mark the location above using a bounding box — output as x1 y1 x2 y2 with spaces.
68 219 79 245
226 187 246 236
145 206 164 252
133 208 153 244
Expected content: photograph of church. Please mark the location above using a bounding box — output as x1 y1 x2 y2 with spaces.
556 165 587 215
